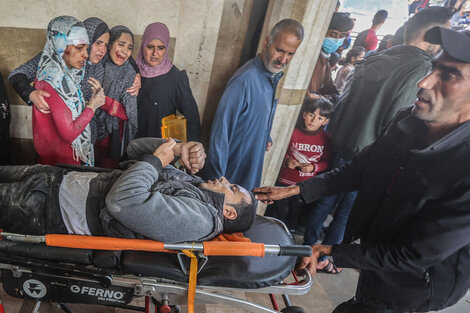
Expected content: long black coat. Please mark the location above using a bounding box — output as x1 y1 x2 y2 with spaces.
300 108 470 311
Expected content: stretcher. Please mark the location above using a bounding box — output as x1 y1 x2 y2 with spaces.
0 216 313 313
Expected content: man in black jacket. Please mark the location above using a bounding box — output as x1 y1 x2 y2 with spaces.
254 26 470 313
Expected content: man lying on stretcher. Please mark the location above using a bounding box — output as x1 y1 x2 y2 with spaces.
0 138 257 243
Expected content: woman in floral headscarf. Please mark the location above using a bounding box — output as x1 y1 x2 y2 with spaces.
9 17 111 112
33 15 105 166
135 22 201 141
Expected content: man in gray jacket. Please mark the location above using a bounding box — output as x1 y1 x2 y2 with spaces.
0 138 256 243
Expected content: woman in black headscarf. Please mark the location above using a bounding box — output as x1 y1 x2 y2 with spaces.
93 25 138 168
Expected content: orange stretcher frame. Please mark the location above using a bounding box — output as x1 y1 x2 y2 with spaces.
0 230 311 313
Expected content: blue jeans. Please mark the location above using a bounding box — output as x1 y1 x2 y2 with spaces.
303 157 358 260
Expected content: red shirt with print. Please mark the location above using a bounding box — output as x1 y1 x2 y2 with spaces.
278 128 332 185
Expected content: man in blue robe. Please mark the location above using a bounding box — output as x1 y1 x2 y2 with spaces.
205 19 304 190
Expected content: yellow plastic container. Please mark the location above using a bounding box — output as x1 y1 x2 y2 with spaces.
161 114 188 142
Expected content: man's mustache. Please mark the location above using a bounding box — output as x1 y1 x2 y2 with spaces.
272 60 286 67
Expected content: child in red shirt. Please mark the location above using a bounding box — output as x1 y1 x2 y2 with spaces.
265 98 333 231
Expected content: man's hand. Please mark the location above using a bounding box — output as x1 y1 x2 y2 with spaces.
295 245 332 276
266 141 273 151
299 163 315 173
286 157 300 169
126 73 141 96
175 141 206 174
252 185 300 204
153 138 176 167
30 90 51 114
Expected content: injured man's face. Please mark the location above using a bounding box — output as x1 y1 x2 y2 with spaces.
199 177 253 220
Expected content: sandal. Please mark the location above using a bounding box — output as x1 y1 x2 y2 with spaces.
317 259 342 274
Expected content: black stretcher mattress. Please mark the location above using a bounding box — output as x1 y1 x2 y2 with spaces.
0 216 295 289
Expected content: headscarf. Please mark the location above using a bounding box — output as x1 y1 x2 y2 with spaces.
81 17 109 101
83 17 110 53
36 16 94 166
136 22 173 78
96 25 138 158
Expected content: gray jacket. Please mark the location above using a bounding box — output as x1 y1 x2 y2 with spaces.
328 45 432 159
102 138 224 243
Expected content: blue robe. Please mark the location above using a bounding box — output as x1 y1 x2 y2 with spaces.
205 56 283 190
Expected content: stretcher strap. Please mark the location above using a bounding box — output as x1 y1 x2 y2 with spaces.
45 234 166 251
182 249 198 313
203 241 265 257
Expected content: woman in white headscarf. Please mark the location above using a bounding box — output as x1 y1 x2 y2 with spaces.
33 15 105 166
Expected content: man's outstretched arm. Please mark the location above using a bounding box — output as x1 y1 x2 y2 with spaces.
297 186 470 276
254 142 372 204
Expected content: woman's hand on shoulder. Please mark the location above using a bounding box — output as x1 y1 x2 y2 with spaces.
126 73 141 96
30 89 51 114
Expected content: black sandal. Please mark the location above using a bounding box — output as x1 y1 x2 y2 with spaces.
317 259 342 274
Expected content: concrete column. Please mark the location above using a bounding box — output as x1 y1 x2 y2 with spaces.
201 0 254 147
258 0 337 214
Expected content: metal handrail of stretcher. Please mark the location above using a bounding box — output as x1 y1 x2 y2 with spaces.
0 261 312 313
0 218 313 313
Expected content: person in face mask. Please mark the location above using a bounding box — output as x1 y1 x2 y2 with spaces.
306 12 354 103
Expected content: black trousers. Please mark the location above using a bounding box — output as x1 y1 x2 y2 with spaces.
333 298 412 313
0 164 67 235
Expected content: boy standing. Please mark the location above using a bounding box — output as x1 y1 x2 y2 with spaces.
265 99 333 231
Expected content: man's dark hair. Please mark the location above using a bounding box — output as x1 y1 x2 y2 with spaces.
345 46 365 63
404 6 452 44
329 12 355 33
372 10 388 26
303 98 334 119
223 192 257 233
268 19 304 43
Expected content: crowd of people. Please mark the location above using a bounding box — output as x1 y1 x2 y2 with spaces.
7 16 200 168
0 1 470 312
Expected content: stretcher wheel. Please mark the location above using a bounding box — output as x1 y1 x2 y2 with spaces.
280 306 306 313
170 305 180 313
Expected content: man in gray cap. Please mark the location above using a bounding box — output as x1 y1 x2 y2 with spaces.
255 26 470 312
